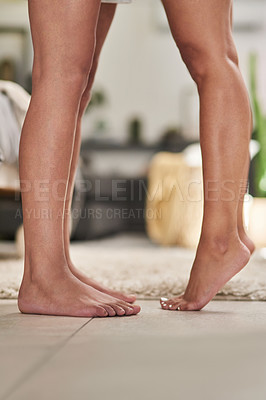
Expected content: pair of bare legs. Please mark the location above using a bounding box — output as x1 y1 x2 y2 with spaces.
18 0 254 317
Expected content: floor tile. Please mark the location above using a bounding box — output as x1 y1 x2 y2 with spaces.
0 301 90 399
4 300 266 400
0 300 17 317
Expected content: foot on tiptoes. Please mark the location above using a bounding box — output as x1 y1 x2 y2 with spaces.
160 236 250 312
69 264 136 303
18 266 140 318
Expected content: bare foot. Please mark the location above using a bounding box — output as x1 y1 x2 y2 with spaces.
68 263 136 304
160 236 250 312
18 265 140 318
238 229 255 255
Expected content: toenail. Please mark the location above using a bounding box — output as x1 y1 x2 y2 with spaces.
169 305 173 309
161 297 168 302
177 306 181 311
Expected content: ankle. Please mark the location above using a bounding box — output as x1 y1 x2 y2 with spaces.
23 251 68 284
199 231 240 257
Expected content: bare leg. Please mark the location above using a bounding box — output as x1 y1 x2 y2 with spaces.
230 3 255 254
160 0 251 311
64 4 136 304
18 0 140 317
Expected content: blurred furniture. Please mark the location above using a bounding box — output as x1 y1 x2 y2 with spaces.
75 141 158 239
73 138 194 240
0 186 22 240
146 151 203 248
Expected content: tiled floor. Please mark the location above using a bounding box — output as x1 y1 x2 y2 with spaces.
1 299 266 400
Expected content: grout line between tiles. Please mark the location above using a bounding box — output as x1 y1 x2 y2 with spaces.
1 318 93 400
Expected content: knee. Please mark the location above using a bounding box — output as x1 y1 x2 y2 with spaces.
179 40 239 88
32 53 95 98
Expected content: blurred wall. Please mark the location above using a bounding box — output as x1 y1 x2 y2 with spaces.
0 0 266 143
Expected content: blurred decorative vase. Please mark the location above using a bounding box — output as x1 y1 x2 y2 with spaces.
146 151 203 248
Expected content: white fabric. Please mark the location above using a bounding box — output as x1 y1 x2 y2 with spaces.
0 80 30 129
0 93 21 165
0 81 30 166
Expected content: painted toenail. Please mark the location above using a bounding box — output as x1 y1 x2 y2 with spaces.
177 306 181 311
169 305 173 309
161 297 168 302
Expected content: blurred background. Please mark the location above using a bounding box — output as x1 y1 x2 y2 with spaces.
1 0 266 253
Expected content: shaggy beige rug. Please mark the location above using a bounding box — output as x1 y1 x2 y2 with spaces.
1 234 266 300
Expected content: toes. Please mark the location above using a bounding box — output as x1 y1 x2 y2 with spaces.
160 297 175 310
169 301 183 311
122 304 141 315
131 304 141 315
123 304 141 315
160 296 202 312
101 302 141 317
160 297 169 309
160 296 183 310
116 303 134 316
92 306 108 318
110 304 126 316
110 299 129 314
166 299 176 308
124 294 136 303
116 300 141 315
102 305 116 317
161 302 169 310
160 297 168 304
